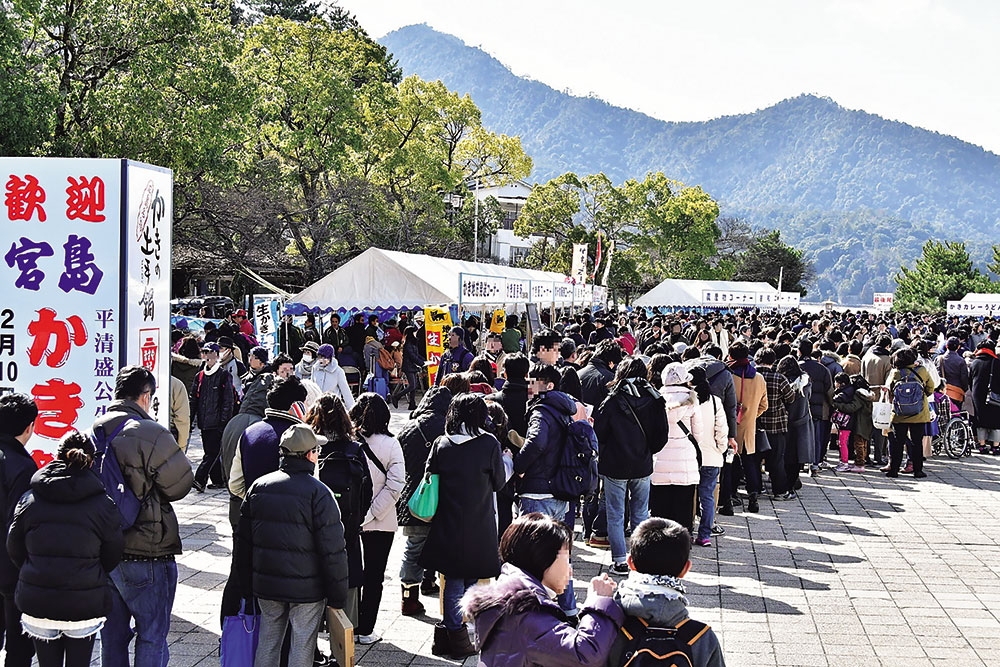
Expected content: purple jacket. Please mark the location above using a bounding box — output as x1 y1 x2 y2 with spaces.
461 564 624 667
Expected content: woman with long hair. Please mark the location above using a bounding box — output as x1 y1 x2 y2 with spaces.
348 393 405 644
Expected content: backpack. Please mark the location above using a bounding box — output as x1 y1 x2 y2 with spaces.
318 443 373 537
91 417 145 531
543 408 599 501
616 616 709 667
892 368 924 417
377 347 396 371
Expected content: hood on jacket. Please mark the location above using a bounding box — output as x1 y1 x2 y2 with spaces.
615 571 689 627
171 352 201 368
530 390 577 417
789 373 810 395
659 386 698 409
29 461 106 504
695 357 728 383
728 359 757 379
413 386 452 420
461 564 560 649
313 356 342 373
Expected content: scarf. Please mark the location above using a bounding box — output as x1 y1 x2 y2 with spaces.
619 571 688 605
977 348 998 360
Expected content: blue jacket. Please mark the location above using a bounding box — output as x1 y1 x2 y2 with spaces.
239 411 302 492
514 391 577 496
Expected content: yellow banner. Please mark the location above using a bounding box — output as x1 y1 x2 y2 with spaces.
489 309 506 334
424 306 452 385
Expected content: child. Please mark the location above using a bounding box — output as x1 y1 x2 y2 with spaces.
832 375 875 473
606 518 726 667
831 372 856 472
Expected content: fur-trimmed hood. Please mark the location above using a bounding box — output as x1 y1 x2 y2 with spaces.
658 386 698 410
461 564 563 649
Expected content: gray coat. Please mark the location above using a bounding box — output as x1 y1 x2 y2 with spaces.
93 401 194 557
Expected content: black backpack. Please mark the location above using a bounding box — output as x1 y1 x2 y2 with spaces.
616 616 709 667
537 405 599 501
318 442 373 537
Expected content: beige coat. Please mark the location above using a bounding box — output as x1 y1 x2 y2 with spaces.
733 372 768 454
170 376 191 452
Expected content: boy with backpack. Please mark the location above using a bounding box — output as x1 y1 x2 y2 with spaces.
606 518 726 667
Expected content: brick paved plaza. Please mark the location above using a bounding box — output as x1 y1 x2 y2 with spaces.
30 407 1000 667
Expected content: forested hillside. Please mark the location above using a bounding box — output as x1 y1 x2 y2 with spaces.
379 24 1000 301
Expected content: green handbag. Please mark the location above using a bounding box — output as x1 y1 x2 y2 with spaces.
407 473 439 521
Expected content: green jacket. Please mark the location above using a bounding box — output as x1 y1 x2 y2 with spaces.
832 387 875 440
501 327 522 354
887 364 936 424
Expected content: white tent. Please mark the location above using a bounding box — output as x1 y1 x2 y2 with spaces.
634 278 779 308
288 247 573 311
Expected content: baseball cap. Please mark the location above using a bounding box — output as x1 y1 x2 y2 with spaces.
201 342 220 353
279 423 327 454
234 309 248 318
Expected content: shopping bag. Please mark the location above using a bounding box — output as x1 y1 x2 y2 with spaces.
407 473 439 521
326 607 355 667
872 401 893 431
221 600 259 667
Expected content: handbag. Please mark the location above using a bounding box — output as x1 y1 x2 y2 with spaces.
407 439 441 521
220 599 259 667
735 373 747 425
872 401 893 431
755 429 771 454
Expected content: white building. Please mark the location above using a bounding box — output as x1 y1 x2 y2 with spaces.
467 179 548 264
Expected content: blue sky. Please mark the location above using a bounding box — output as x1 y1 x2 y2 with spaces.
338 0 1000 153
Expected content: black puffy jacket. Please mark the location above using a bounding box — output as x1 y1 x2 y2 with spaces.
189 363 235 430
579 359 614 407
0 434 39 594
395 387 452 526
513 391 576 496
594 379 669 479
490 381 529 437
7 462 123 621
236 456 349 606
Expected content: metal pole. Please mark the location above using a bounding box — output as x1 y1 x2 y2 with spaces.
473 180 480 263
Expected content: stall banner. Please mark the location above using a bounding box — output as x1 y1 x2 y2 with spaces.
779 292 801 308
574 282 593 304
505 278 530 304
0 157 172 465
529 280 553 304
592 286 608 308
755 292 778 306
489 309 506 334
424 306 452 385
253 296 283 358
459 273 505 305
701 290 757 307
553 282 575 304
873 292 894 311
947 301 1000 317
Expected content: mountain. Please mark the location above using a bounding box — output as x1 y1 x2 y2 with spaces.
378 24 1000 302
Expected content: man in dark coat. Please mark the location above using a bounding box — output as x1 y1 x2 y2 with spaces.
531 330 582 402
587 318 614 346
321 313 349 357
236 424 349 667
798 339 834 472
490 354 530 437
278 314 305 364
189 343 235 492
579 339 623 407
0 393 41 666
969 341 1000 453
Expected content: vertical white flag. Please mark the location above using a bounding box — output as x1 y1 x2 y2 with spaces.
571 243 589 285
601 240 615 286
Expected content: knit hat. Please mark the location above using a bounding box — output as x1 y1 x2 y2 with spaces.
317 344 335 359
249 346 269 363
279 423 327 454
661 362 692 387
301 341 320 355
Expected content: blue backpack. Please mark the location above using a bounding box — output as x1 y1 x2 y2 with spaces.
892 368 924 418
91 417 145 530
549 416 599 501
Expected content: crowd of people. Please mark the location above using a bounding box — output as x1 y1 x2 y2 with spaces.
0 303 996 666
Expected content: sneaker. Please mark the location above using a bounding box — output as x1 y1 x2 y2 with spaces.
810 468 819 478
834 462 851 472
609 562 630 576
774 491 796 501
903 462 914 474
747 496 759 513
848 465 866 473
357 633 382 645
717 504 734 516
192 479 206 493
711 524 725 536
879 464 891 472
207 482 226 490
695 538 712 547
588 536 610 549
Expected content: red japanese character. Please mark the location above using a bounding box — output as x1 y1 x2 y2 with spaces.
65 176 105 223
26 308 88 368
30 450 54 468
5 175 46 222
30 379 83 440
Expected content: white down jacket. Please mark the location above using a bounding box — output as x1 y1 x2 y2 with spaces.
651 385 704 486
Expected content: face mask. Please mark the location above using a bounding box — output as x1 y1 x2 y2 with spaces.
302 354 313 363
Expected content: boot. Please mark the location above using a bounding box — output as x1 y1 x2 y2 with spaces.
401 584 425 616
747 493 759 513
447 626 478 659
421 572 440 596
407 401 418 411
431 623 450 656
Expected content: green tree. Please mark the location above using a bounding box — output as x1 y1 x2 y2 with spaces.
895 241 996 313
731 230 814 295
989 244 1000 278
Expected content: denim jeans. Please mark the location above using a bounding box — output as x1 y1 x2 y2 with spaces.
602 476 650 563
255 599 325 667
442 577 477 630
102 559 178 667
518 497 577 614
399 525 430 585
696 467 720 542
